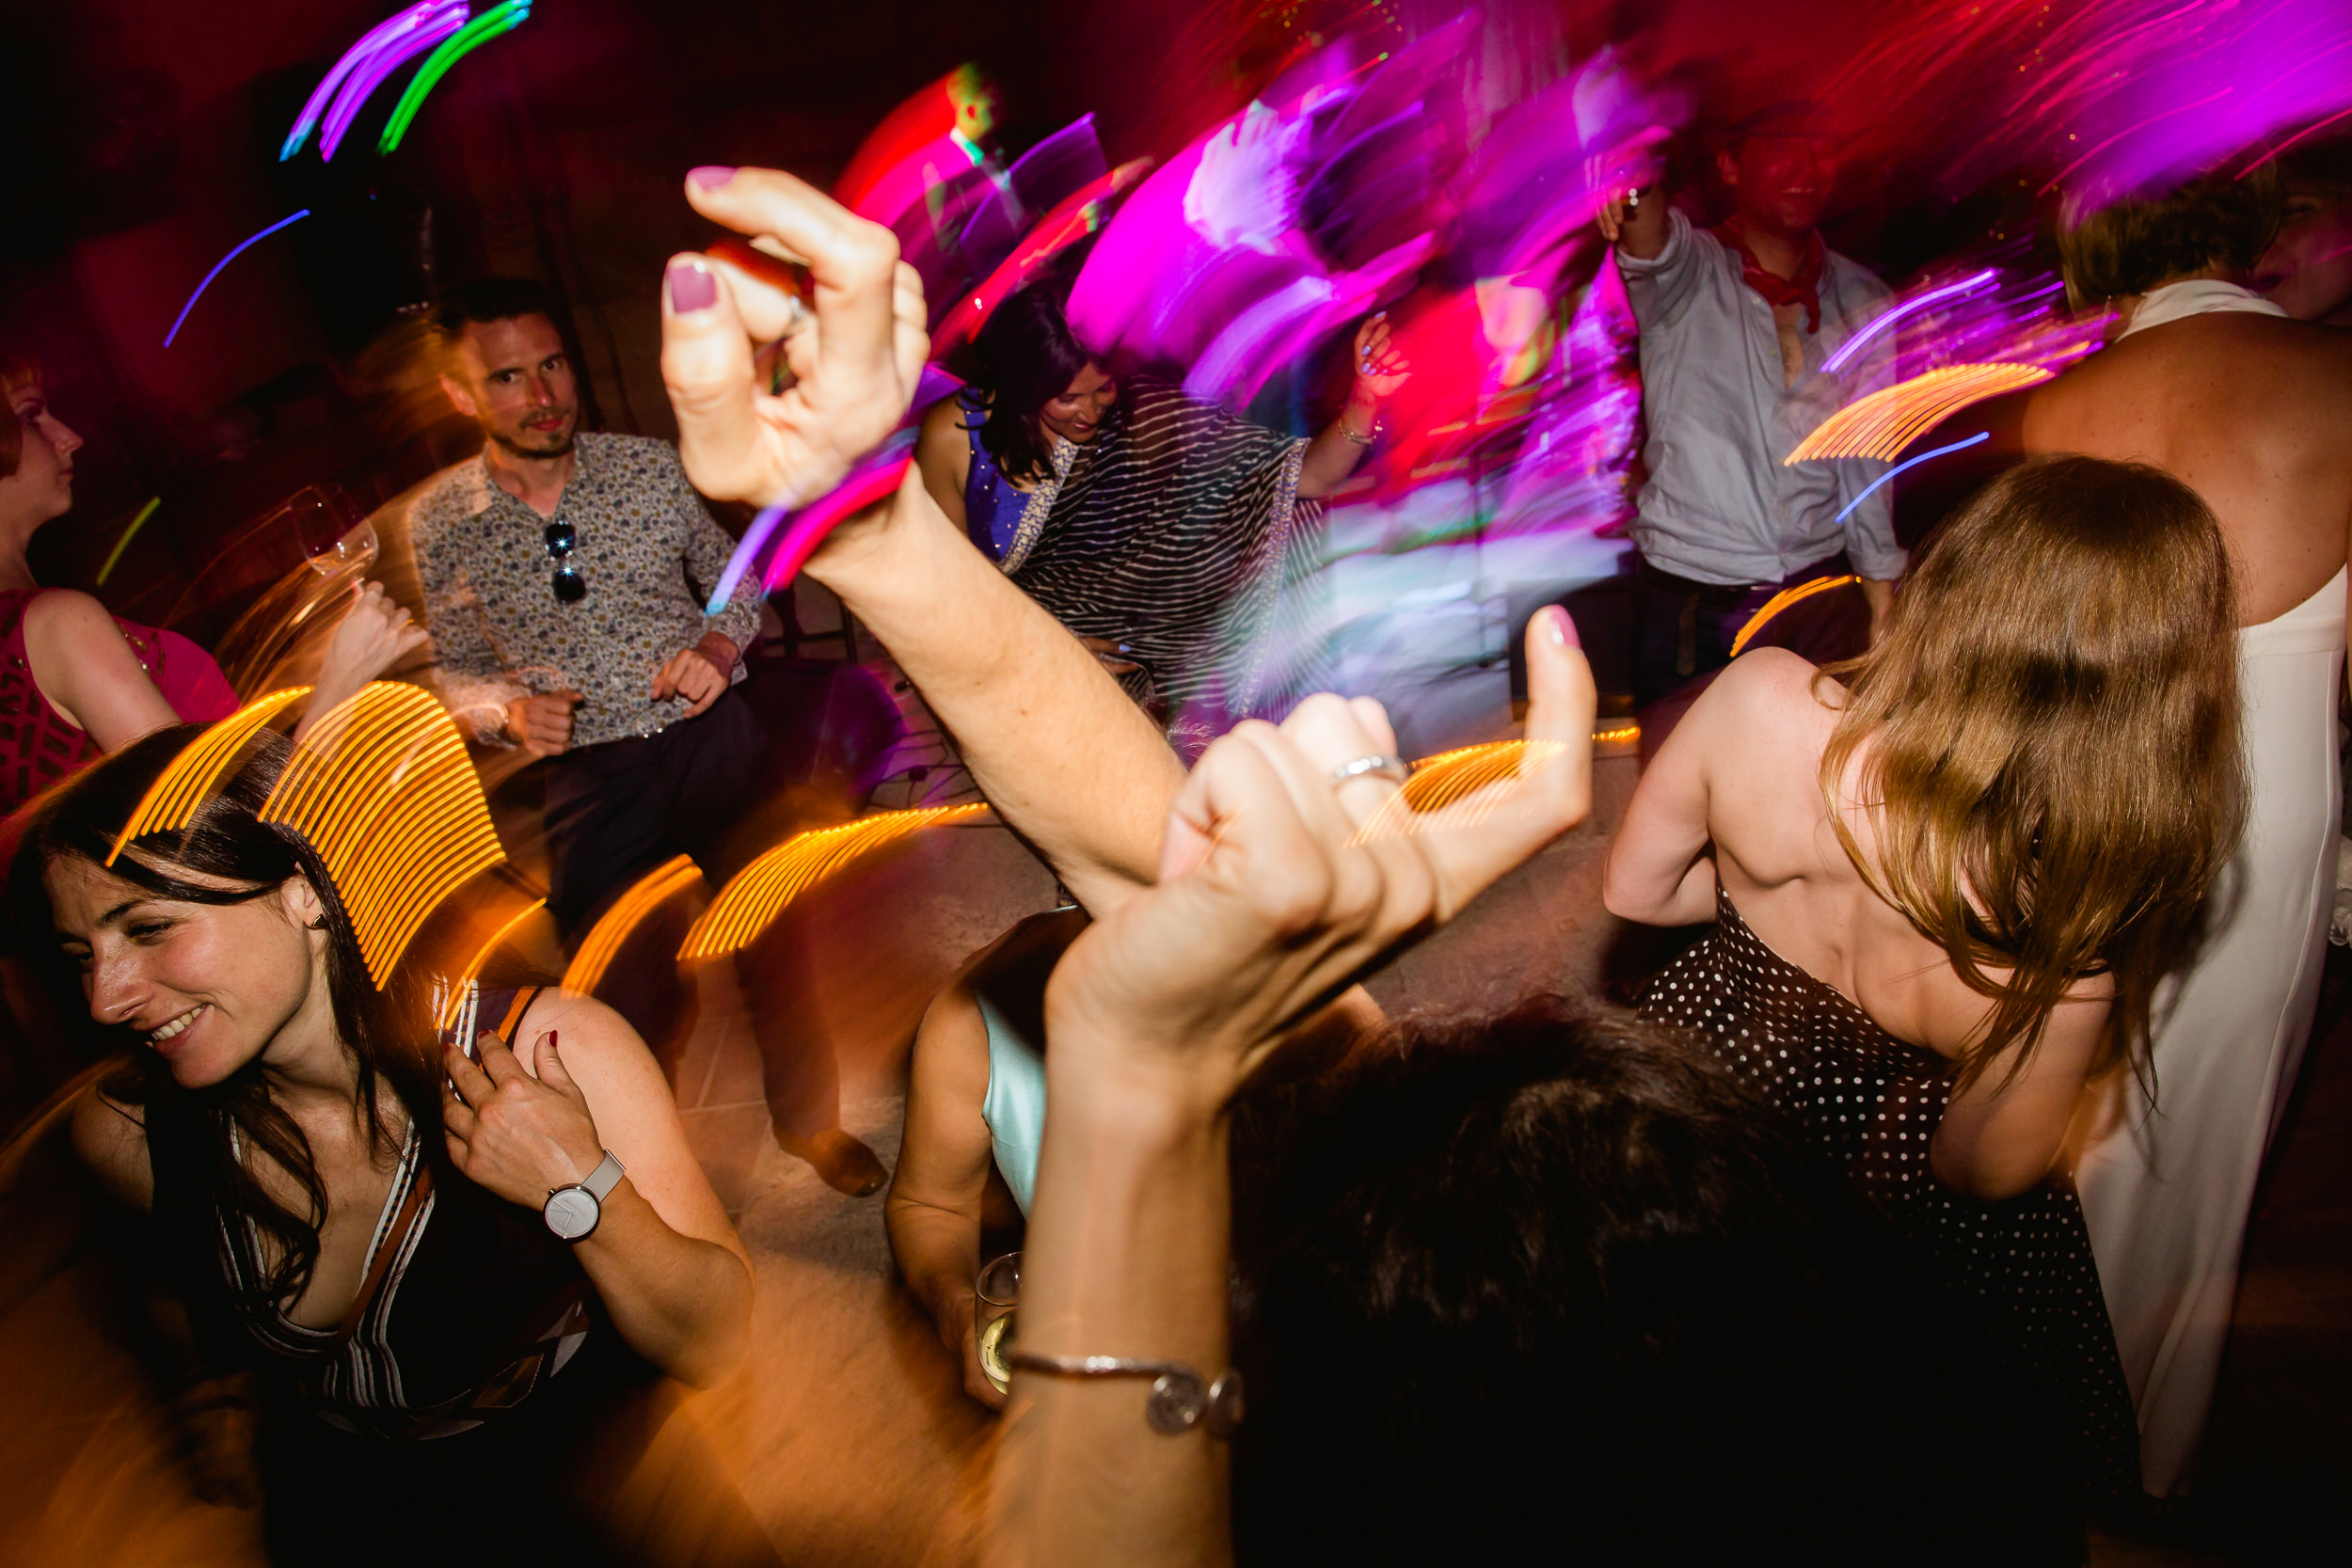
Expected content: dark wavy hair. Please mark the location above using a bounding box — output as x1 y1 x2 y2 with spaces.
10 725 441 1322
969 282 1102 485
1222 998 2068 1561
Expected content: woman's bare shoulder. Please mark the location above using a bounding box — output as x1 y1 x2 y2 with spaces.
919 394 974 464
70 1081 155 1212
21 588 129 649
1687 649 1845 755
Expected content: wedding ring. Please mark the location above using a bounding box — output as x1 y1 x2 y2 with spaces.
1328 753 1408 787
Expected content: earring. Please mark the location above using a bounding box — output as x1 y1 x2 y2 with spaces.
307 916 328 931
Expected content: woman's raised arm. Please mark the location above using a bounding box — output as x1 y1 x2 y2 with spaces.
441 990 752 1386
660 166 1184 915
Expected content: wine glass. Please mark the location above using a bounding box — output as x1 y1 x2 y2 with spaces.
282 483 379 578
976 1251 1021 1395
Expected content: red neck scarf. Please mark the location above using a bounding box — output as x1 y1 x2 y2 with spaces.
1717 215 1826 333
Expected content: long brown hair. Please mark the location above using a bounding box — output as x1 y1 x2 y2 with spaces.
1818 455 2243 1090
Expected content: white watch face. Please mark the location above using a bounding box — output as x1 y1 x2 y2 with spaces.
545 1186 600 1240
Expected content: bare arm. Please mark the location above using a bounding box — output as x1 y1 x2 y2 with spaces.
992 613 1597 1568
1933 981 2110 1201
71 1085 156 1212
1601 669 1725 927
1296 317 1407 500
660 167 1184 915
916 395 974 534
809 475 1183 911
22 590 181 750
887 971 1007 1408
1857 577 1896 644
444 991 753 1386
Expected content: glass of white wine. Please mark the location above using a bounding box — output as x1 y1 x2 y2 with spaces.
283 483 379 578
976 1251 1021 1396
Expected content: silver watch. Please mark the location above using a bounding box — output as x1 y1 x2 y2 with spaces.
543 1150 625 1241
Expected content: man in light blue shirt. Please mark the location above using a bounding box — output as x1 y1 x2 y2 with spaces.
1597 108 1899 705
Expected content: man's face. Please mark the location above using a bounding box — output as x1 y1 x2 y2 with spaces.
1721 135 1833 237
439 313 579 458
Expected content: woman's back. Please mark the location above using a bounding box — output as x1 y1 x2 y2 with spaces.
1661 648 2054 1062
2019 312 2352 624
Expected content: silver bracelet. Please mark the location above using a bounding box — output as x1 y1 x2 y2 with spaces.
1338 411 1379 446
1003 1350 1247 1437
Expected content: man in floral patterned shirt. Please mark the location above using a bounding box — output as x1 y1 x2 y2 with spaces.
413 276 885 1196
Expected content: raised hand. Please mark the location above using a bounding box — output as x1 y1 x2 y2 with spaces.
1351 313 1410 404
1587 135 1667 246
1045 608 1597 1102
660 166 930 512
441 1029 608 1212
314 581 429 696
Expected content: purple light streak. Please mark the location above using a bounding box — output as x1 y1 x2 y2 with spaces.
319 2 470 162
1823 269 1998 374
281 2 465 161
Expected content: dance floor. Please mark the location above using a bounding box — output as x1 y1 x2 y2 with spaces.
0 750 2343 1564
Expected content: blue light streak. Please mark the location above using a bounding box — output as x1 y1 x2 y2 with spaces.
1833 431 1991 524
163 210 312 348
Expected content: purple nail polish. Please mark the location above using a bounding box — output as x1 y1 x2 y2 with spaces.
687 165 737 191
668 259 717 314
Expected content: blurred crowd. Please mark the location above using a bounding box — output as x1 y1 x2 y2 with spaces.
3 2 2351 1565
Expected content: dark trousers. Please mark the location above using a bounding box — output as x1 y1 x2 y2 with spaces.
539 691 843 1140
541 690 770 938
1631 550 1860 708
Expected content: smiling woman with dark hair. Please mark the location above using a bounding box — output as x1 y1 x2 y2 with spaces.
20 722 752 1565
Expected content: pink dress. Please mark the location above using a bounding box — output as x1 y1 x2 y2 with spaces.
0 589 240 816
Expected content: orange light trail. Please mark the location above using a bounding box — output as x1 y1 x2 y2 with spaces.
1349 739 1575 846
108 687 312 863
437 897 548 1032
1730 575 1860 658
257 683 506 987
1787 363 2049 463
681 805 990 962
564 855 705 995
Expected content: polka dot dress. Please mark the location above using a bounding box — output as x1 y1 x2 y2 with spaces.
1640 890 2140 1503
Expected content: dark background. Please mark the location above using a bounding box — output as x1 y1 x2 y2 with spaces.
0 0 2027 645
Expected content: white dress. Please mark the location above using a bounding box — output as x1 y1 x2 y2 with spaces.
2074 558 2346 1497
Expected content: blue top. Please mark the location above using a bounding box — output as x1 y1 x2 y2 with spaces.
977 992 1047 1215
961 392 1032 563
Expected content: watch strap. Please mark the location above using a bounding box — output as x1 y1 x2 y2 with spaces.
580 1149 625 1201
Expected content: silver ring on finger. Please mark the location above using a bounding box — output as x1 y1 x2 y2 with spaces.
1327 753 1408 788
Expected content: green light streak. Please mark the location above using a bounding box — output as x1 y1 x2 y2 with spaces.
96 497 161 585
377 2 533 154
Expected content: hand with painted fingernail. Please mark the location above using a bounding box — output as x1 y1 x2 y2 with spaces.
660 166 930 514
441 1029 608 1212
